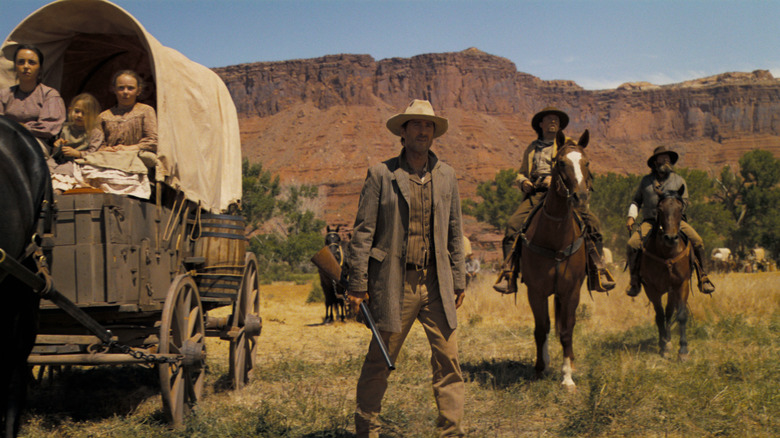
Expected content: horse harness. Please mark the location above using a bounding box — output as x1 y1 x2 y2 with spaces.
518 204 586 297
642 239 691 276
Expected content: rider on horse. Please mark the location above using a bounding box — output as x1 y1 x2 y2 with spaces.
625 146 716 297
494 107 615 294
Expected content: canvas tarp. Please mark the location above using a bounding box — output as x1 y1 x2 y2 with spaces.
0 0 242 213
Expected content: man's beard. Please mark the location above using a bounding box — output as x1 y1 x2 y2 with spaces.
656 163 673 179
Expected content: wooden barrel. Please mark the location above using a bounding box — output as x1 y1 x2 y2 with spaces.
192 213 247 302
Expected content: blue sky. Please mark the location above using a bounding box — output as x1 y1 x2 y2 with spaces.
3 0 779 90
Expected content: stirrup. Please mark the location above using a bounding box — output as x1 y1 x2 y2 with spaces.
699 276 715 294
493 271 517 294
599 268 616 291
588 267 615 292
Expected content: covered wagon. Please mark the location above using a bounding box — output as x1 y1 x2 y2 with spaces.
0 0 260 425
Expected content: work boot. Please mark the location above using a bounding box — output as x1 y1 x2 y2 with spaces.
625 247 642 297
493 235 518 294
587 240 616 292
693 245 716 294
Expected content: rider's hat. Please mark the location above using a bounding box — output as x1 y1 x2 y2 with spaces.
386 99 448 138
647 145 679 168
532 106 569 137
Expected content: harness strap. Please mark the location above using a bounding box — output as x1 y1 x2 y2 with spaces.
643 240 691 276
520 229 585 298
520 233 584 261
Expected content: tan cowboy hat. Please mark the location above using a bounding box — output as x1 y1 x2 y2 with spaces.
531 106 569 137
386 99 448 138
647 145 679 168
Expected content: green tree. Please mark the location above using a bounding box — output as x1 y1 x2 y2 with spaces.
242 159 280 230
590 172 641 260
714 150 780 258
675 168 734 254
242 161 325 281
462 168 524 231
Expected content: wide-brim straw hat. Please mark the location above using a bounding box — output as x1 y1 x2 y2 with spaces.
386 99 448 138
531 106 569 137
647 145 679 168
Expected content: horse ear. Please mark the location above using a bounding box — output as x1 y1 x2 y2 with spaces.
555 130 565 149
326 225 332 233
677 185 685 197
336 225 341 233
578 130 589 148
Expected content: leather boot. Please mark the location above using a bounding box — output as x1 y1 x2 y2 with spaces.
626 247 642 297
587 240 616 292
693 245 715 294
493 235 518 294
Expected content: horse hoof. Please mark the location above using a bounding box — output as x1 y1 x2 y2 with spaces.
678 352 690 362
561 381 577 392
659 342 672 358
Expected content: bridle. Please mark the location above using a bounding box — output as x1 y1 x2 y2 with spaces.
542 144 591 220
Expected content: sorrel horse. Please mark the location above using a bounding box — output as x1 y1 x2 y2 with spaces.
640 186 692 360
318 226 349 323
0 116 51 437
520 130 591 390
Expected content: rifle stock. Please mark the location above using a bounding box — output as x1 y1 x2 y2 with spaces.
310 246 395 370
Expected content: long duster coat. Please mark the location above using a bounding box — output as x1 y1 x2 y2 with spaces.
348 149 466 333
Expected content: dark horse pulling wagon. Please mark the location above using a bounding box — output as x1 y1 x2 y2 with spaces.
0 0 261 429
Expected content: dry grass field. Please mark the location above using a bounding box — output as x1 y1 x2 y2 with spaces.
19 270 779 437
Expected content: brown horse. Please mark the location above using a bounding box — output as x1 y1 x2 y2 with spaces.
640 185 692 360
520 130 591 390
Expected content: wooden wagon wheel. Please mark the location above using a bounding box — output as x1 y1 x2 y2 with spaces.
159 274 206 427
229 252 262 389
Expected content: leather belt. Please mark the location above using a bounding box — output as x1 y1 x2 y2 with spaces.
406 263 427 271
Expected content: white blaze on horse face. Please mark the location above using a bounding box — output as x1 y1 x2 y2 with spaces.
566 150 585 186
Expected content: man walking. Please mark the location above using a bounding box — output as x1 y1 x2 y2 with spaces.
347 99 467 437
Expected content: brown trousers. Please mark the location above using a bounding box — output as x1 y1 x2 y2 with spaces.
505 192 603 242
628 220 704 250
355 268 464 437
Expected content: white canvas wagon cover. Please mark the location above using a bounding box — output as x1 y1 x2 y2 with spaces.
0 0 241 213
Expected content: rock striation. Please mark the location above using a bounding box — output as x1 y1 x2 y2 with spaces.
214 49 780 241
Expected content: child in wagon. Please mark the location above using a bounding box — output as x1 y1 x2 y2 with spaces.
49 93 103 193
74 69 157 199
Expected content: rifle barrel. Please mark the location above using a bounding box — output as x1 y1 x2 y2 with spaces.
360 301 395 370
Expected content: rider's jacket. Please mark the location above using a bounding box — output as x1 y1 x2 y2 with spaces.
629 171 688 222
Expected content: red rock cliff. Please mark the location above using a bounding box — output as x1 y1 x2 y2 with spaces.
214 49 780 232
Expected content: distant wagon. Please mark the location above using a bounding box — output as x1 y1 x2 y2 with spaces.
710 248 732 273
0 0 259 426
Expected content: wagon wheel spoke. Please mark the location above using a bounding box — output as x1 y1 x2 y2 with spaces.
230 253 262 389
159 275 206 427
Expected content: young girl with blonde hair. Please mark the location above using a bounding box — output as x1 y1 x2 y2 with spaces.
50 92 104 192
